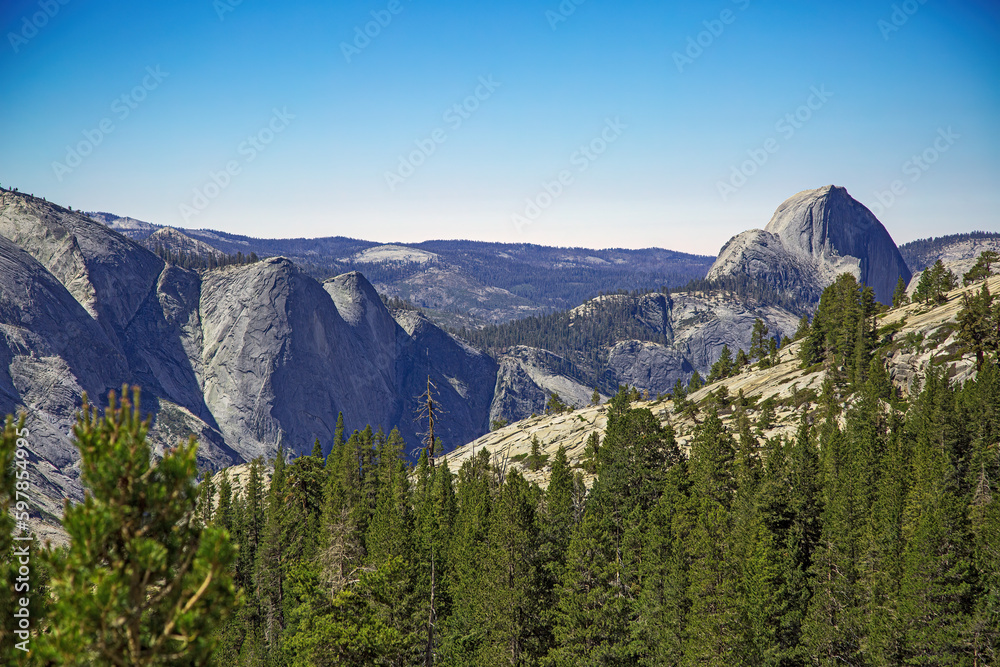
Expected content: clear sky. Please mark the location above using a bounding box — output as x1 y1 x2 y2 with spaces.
1 0 997 255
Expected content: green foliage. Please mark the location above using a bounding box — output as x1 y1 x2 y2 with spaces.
528 435 547 471
688 371 703 392
490 418 509 432
798 273 879 389
913 259 958 305
151 242 259 271
25 354 998 665
545 392 571 415
581 431 600 474
708 344 735 383
893 275 910 308
749 318 770 363
963 249 999 286
36 388 238 665
957 282 997 371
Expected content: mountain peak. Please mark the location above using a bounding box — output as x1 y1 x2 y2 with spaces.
710 185 911 305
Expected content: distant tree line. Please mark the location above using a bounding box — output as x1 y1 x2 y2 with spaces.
457 288 674 390
151 243 260 271
677 274 815 315
899 230 1000 272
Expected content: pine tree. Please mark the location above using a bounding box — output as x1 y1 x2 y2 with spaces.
319 430 365 597
963 250 1000 286
217 468 234 534
477 470 545 665
794 315 811 342
897 372 975 664
709 344 735 382
958 282 995 371
551 408 676 665
959 363 1000 661
682 410 740 664
414 460 458 665
636 457 692 665
546 392 570 415
777 418 823 663
581 431 600 474
749 318 770 363
363 428 418 664
257 446 287 654
802 416 866 665
442 450 493 664
861 403 910 665
541 445 576 589
893 275 909 308
528 435 545 471
37 388 238 664
328 412 345 470
197 469 215 527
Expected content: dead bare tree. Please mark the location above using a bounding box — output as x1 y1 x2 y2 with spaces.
415 375 444 467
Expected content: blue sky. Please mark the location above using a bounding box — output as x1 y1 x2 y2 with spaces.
1 0 997 254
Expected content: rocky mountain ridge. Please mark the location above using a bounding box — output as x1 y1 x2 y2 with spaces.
89 211 715 326
0 191 499 531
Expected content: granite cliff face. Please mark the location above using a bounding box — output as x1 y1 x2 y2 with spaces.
489 346 598 425
0 192 501 528
597 290 799 396
708 185 911 304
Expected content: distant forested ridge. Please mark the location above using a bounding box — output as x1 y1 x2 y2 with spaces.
458 277 809 392
89 211 714 323
899 230 1000 272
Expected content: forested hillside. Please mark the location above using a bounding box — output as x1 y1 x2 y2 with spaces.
187 362 1000 665
899 231 1000 272
458 279 803 392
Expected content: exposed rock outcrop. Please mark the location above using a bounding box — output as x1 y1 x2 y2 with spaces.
607 341 693 394
569 290 800 397
708 185 911 305
489 346 597 425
